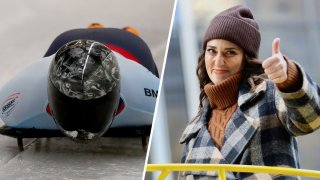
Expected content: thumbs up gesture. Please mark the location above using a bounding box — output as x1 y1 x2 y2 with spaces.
262 38 288 84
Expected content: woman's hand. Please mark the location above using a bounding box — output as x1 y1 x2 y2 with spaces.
262 38 288 84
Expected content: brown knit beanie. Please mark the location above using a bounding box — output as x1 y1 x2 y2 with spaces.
203 5 261 58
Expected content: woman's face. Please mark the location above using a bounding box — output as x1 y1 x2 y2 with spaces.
205 39 244 84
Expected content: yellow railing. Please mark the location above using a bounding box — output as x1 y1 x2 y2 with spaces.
146 164 320 180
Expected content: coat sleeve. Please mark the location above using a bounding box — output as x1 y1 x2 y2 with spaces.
275 62 320 136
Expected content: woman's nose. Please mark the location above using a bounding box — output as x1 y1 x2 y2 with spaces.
214 53 225 66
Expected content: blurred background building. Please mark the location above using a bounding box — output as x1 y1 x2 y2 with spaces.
147 0 320 179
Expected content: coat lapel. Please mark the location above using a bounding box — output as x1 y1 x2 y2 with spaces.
220 80 267 164
180 102 211 144
189 126 229 164
238 79 267 107
181 102 229 166
220 108 259 164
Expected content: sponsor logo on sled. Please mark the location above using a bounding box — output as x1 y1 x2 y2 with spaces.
1 93 20 118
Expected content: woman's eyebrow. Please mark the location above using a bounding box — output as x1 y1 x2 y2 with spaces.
206 46 241 52
206 45 216 49
225 47 238 50
206 46 240 50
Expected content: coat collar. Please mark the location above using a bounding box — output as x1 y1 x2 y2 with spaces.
180 79 267 165
179 101 211 144
237 78 267 108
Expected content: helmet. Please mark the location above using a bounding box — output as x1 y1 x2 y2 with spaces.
48 39 120 141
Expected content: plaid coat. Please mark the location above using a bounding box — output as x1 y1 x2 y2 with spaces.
179 65 320 180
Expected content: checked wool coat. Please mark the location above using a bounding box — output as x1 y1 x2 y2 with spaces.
179 64 320 179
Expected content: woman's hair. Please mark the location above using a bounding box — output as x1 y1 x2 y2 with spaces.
196 51 265 108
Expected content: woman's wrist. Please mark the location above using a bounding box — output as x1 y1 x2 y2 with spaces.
276 57 303 92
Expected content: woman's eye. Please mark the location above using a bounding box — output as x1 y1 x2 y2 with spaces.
225 51 236 56
206 49 216 54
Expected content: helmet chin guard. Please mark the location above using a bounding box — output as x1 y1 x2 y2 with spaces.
48 39 120 141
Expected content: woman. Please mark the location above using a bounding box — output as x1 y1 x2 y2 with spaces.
179 5 320 179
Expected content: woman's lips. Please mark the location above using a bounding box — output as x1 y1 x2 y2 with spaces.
213 69 228 74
